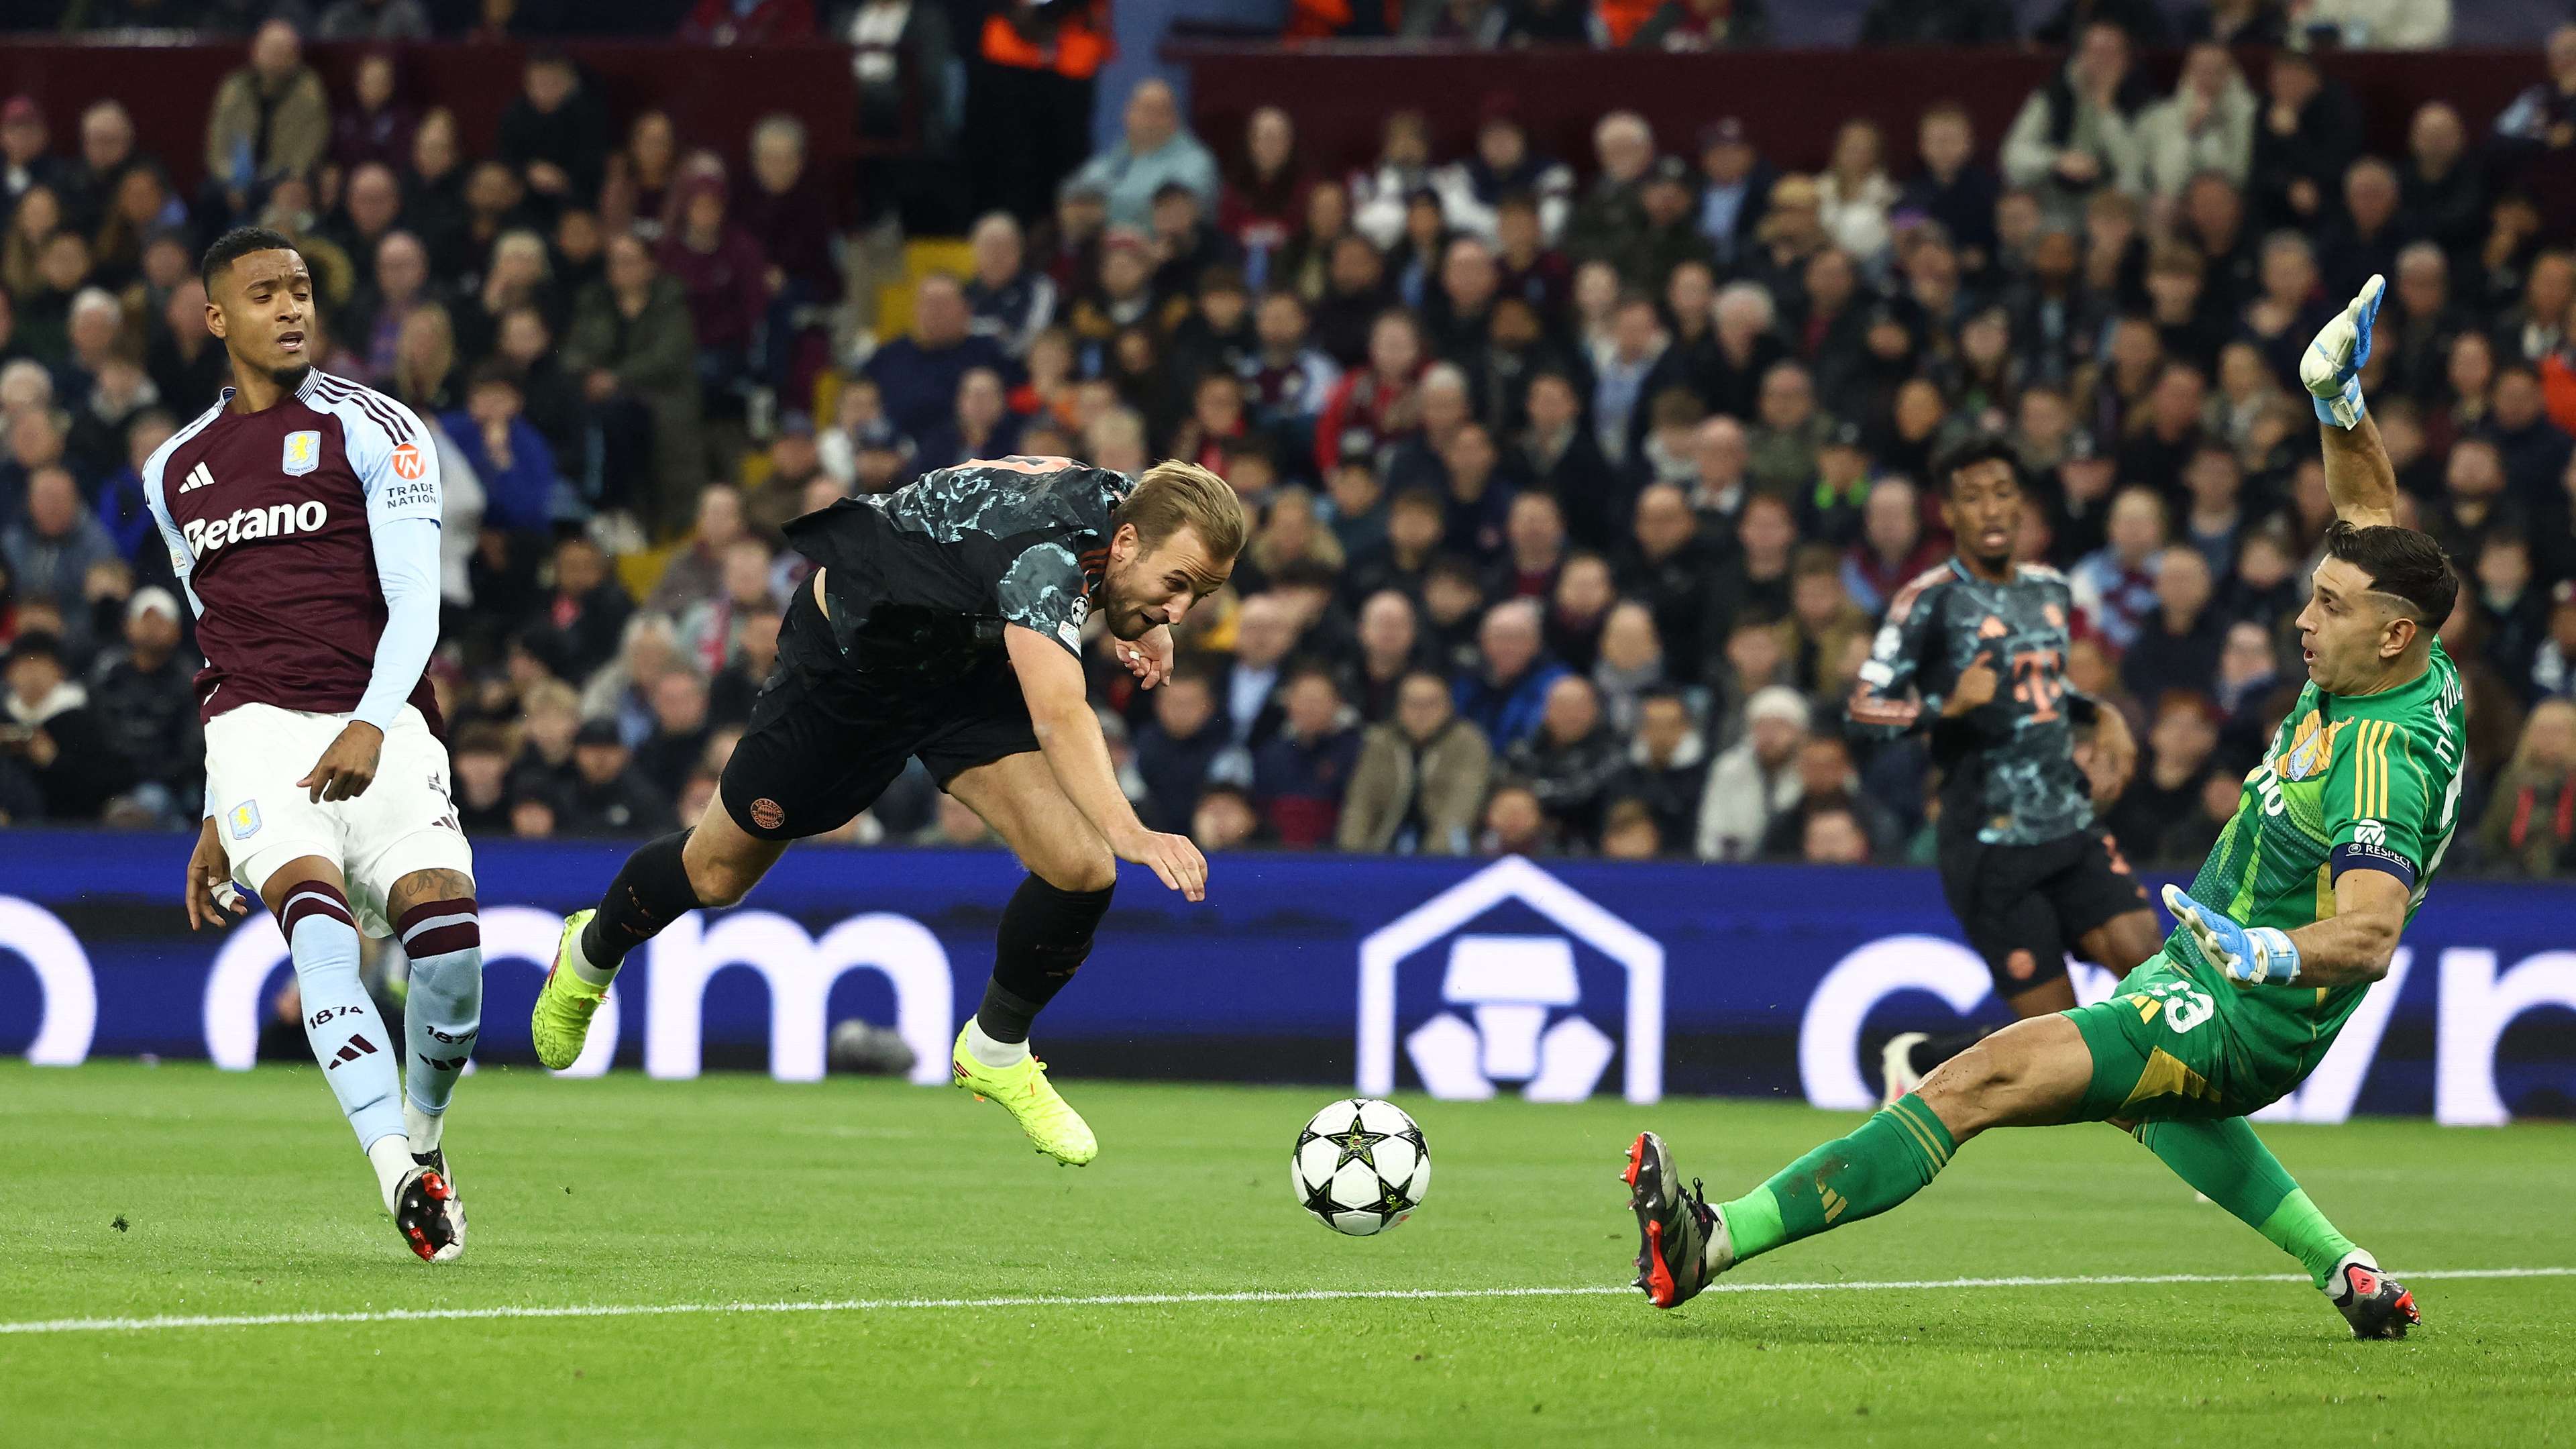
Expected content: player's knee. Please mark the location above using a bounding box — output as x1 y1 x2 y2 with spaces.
688 857 759 908
1038 841 1116 895
680 830 767 907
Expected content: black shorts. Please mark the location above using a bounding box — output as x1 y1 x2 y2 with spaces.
1935 826 2151 996
718 585 1038 841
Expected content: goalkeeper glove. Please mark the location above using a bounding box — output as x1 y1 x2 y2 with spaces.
2300 274 2385 429
2163 883 2301 985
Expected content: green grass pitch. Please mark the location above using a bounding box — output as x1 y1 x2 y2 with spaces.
3 1060 2573 1447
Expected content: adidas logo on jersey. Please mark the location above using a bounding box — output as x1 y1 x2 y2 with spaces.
176 462 217 494
182 500 330 556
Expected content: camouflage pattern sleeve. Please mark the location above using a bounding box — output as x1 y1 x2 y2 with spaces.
998 541 1091 655
1848 572 1946 740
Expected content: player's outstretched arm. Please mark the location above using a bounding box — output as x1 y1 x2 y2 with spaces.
2302 275 2399 528
1004 624 1208 901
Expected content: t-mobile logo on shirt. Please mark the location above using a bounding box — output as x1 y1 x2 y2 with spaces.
184 500 330 556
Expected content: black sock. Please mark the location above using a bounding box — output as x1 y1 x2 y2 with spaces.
1909 1026 1994 1079
580 829 703 972
973 875 1114 1043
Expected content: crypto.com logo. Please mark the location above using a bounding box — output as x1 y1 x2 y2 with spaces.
1356 857 1664 1104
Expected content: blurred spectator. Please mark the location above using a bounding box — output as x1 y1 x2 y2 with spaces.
521 535 633 684
1696 681 1804 860
1067 80 1216 235
564 718 669 835
1191 781 1260 851
58 101 141 240
1478 778 1552 854
1136 667 1243 834
5 466 117 629
1505 673 1623 842
1566 112 1655 274
316 0 430 40
2002 21 2149 222
2122 544 2225 704
2250 50 2361 233
1 632 124 820
203 21 330 215
329 55 415 182
1613 687 1705 853
964 212 1057 362
1219 591 1297 748
1253 664 1361 847
657 173 767 412
1801 804 1872 864
1816 119 1896 266
1 97 61 221
1757 733 1898 861
1431 103 1572 251
2480 698 2576 876
633 669 713 800
2104 690 2221 860
87 587 199 824
498 49 610 213
1454 597 1565 750
1347 588 1429 722
443 365 558 535
2071 486 2167 650
865 274 1010 446
451 722 515 836
1898 105 1998 274
2141 42 2256 202
564 233 699 531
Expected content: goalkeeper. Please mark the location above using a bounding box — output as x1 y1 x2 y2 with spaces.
1626 276 2455 1339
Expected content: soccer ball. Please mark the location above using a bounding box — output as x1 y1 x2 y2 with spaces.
1291 1098 1430 1236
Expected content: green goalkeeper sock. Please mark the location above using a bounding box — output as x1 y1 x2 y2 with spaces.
1715 1093 1957 1263
2131 1117 2356 1289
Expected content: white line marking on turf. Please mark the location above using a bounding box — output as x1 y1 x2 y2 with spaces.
4 1267 2567 1337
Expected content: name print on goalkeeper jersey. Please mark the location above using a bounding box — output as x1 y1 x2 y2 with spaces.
1848 558 2096 846
2161 638 2467 1081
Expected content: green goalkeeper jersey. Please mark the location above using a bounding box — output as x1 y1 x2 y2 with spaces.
2163 639 2466 1084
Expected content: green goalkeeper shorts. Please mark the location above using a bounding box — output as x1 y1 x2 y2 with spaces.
2064 955 2282 1122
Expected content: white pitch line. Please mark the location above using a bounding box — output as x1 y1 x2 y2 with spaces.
4 1267 2568 1338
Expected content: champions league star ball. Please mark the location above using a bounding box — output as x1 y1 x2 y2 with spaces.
1291 1098 1430 1236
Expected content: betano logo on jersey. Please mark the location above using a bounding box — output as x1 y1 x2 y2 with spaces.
182 500 330 557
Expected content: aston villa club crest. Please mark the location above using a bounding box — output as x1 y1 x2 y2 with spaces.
281 430 321 476
2279 710 2337 782
228 800 262 839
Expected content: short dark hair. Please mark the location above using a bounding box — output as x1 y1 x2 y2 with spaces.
199 225 299 292
2323 520 2458 628
1930 435 2023 498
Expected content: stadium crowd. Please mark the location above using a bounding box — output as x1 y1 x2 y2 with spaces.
6 11 2576 879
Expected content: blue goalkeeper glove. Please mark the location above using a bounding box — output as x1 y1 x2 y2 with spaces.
2162 883 2301 985
2300 274 2384 429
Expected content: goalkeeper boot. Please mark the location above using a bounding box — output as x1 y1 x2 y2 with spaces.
1625 1130 1731 1309
2328 1248 2420 1340
951 1026 1097 1165
391 1162 462 1263
529 910 610 1071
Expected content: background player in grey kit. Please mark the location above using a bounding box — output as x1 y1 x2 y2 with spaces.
150 227 480 1262
531 454 1248 1165
1849 437 2165 1099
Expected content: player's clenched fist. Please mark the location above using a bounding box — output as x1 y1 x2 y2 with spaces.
1114 826 1208 902
1943 653 2000 716
298 720 386 802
